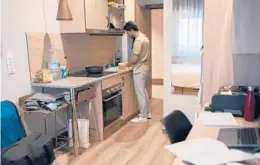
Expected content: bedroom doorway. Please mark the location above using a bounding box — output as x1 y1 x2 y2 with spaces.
168 0 204 123
171 0 204 97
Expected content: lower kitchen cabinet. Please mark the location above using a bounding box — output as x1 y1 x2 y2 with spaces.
122 72 138 120
100 71 138 140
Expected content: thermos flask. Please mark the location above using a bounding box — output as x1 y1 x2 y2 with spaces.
244 86 256 121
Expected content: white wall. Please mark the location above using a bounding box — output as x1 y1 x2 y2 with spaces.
1 0 40 102
163 0 173 117
233 0 260 86
151 9 164 79
233 0 260 54
121 0 136 62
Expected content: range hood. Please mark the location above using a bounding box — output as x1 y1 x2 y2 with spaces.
86 29 124 36
145 3 163 9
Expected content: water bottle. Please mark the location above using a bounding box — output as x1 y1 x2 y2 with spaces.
244 86 256 121
48 45 61 81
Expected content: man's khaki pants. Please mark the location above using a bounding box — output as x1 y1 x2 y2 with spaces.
133 71 150 118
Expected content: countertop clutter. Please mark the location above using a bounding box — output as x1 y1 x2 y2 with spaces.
31 67 132 89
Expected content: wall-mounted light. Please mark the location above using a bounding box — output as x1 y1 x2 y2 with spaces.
56 0 73 21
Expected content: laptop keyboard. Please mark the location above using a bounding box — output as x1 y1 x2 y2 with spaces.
237 128 260 145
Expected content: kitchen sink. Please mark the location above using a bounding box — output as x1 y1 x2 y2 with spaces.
104 67 119 73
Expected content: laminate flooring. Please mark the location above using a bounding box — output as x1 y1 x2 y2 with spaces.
70 98 175 165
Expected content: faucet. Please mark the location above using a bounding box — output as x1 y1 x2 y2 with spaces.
103 63 110 70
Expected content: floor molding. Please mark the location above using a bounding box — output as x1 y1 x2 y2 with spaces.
152 78 163 85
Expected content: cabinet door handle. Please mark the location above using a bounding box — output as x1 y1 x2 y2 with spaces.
103 92 122 102
122 77 125 87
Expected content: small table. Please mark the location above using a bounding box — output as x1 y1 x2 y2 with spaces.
172 118 260 165
18 96 69 151
31 77 97 156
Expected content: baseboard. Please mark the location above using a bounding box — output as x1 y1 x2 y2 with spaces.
152 78 163 85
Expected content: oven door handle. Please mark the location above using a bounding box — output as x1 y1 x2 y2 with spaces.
103 92 122 102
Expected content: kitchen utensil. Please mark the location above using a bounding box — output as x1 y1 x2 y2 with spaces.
85 66 104 74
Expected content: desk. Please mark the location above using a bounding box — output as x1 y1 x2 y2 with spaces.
172 118 260 165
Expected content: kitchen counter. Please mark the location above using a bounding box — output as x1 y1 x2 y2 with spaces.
31 68 132 89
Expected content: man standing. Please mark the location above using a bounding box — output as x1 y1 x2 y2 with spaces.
123 21 151 123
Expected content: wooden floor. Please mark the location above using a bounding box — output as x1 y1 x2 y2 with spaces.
69 98 175 165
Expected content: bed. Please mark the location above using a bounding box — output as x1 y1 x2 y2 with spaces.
171 64 201 93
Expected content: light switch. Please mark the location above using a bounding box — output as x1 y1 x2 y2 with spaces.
6 52 15 75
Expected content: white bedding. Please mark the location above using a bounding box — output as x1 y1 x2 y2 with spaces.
171 64 201 88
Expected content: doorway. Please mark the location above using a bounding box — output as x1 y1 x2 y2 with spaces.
135 2 164 99
169 0 204 123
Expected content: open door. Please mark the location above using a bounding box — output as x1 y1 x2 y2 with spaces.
135 3 152 99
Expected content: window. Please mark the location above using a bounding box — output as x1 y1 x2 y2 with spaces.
172 0 204 58
178 17 203 57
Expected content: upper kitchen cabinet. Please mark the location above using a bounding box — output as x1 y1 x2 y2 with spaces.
85 0 108 30
233 0 260 54
44 0 109 33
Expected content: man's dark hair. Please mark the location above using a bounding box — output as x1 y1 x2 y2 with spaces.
124 21 139 31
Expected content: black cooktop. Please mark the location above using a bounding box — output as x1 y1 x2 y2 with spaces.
70 71 115 78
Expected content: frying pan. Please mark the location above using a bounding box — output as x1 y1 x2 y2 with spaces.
85 66 104 74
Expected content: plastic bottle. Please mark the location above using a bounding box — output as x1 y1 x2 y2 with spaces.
61 66 68 79
244 86 256 121
48 45 61 81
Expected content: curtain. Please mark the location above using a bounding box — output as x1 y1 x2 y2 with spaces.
172 0 204 60
202 0 234 106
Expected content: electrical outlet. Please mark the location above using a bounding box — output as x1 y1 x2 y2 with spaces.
6 52 15 75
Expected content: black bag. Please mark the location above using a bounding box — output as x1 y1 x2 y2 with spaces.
1 132 55 165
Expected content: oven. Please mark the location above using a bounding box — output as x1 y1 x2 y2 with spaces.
102 83 122 127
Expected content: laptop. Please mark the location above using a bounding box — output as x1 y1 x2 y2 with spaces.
217 127 260 151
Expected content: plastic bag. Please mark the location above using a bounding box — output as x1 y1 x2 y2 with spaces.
68 100 92 148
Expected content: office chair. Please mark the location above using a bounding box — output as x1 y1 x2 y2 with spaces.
163 110 192 144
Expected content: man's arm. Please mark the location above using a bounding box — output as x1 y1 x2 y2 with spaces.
127 40 142 67
127 54 139 67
